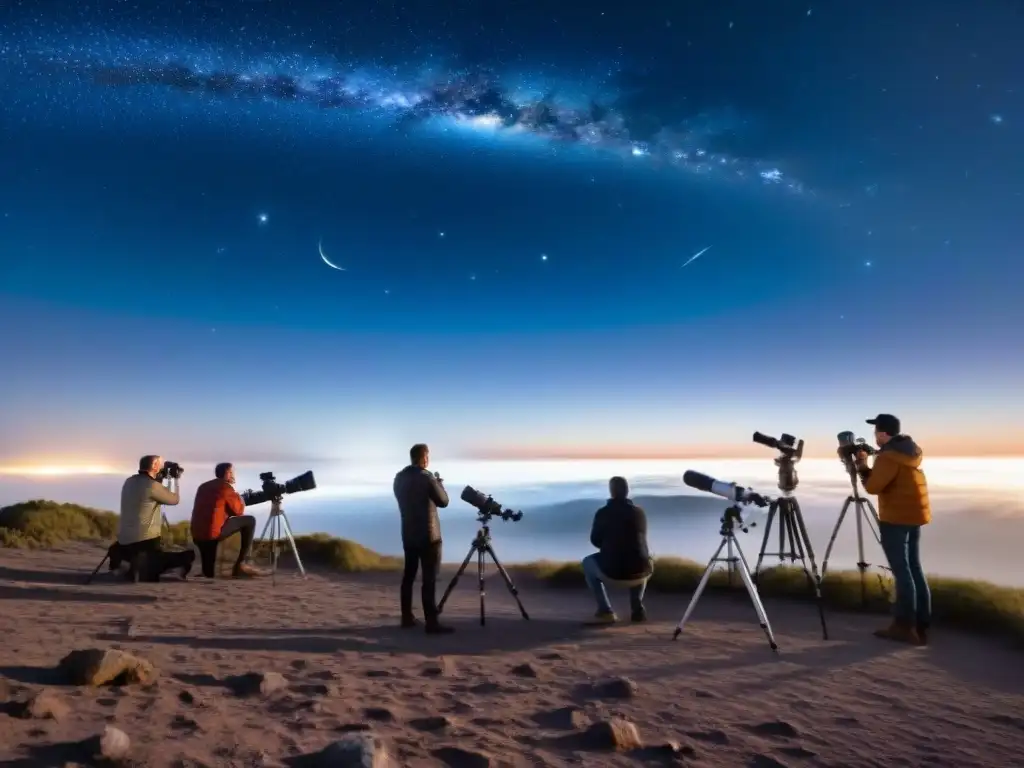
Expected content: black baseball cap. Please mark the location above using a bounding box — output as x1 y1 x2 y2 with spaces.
866 414 901 435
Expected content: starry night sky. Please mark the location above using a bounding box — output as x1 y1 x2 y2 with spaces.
1 0 1021 466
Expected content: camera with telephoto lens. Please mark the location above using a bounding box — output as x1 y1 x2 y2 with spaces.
460 485 523 523
836 431 876 463
157 461 184 481
240 470 317 506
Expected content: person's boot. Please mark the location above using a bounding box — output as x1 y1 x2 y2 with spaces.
584 610 618 626
630 607 648 623
916 621 930 646
232 562 260 579
873 619 922 645
401 614 420 629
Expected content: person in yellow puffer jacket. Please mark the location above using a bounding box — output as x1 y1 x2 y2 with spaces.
855 413 932 646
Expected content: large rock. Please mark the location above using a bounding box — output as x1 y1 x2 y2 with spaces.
315 734 390 767
58 649 157 686
584 718 643 751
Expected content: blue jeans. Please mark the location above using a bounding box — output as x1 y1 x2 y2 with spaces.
879 522 931 626
581 553 648 615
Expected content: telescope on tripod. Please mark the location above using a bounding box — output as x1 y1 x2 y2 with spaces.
749 431 829 639
674 470 778 653
242 470 316 584
821 431 890 606
437 485 530 626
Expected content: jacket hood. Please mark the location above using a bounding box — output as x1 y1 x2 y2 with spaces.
880 434 923 467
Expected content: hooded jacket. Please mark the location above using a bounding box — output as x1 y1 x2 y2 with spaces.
859 435 931 526
118 472 180 545
393 465 449 547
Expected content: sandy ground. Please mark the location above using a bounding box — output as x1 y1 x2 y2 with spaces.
2 543 1024 768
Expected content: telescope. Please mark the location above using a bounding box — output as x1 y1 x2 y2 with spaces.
460 486 523 522
683 470 771 507
752 431 804 461
241 470 317 506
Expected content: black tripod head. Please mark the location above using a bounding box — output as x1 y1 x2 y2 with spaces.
753 431 803 494
720 504 757 536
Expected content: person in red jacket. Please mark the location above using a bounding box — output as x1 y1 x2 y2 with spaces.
190 463 259 578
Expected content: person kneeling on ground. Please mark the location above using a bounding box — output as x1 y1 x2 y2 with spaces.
190 462 260 579
856 413 932 646
582 476 654 625
116 455 195 582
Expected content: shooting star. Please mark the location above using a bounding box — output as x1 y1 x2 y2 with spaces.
681 245 712 269
318 239 345 271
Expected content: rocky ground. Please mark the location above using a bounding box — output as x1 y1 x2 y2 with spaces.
2 543 1024 767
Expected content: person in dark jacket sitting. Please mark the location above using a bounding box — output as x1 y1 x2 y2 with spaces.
581 476 654 624
393 443 453 634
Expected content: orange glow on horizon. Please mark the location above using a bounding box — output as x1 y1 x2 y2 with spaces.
0 464 123 477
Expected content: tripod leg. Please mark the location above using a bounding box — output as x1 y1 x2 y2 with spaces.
437 544 476 613
484 544 530 620
733 538 779 653
279 513 306 577
256 512 274 551
85 553 110 585
478 546 486 626
754 501 778 581
673 538 727 640
788 498 828 640
821 498 852 579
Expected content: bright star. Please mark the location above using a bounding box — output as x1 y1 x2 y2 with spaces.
865 261 872 267
439 231 445 238
258 213 269 224
991 114 1004 125
541 254 548 261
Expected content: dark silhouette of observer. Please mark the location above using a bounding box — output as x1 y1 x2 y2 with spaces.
855 413 932 645
190 462 259 579
112 455 194 582
393 443 453 634
581 476 654 624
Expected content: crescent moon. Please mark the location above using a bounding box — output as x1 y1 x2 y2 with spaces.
318 239 346 271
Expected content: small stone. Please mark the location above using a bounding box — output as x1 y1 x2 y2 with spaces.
421 657 457 677
20 689 70 721
658 740 698 757
95 725 131 761
228 671 287 697
509 663 538 678
58 649 157 687
431 746 492 767
317 734 390 767
584 718 643 750
364 708 395 722
593 676 638 699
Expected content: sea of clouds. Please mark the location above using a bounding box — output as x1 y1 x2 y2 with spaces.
4 457 1023 585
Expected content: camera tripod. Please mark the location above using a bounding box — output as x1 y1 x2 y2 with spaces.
753 459 829 639
673 505 778 653
437 522 530 626
821 465 890 607
254 497 306 584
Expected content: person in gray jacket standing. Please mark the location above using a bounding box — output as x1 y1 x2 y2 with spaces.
393 443 453 634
